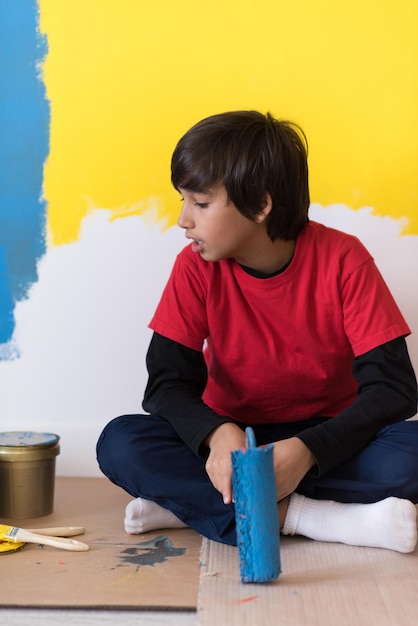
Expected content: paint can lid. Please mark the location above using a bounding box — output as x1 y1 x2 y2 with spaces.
0 431 60 448
0 432 60 461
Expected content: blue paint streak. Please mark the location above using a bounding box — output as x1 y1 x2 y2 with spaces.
0 0 50 356
0 247 14 343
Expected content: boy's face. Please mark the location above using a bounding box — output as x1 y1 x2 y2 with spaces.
177 184 266 264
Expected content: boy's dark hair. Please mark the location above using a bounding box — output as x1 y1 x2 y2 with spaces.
171 110 310 241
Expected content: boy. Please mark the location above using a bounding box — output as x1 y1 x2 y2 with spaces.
97 111 418 553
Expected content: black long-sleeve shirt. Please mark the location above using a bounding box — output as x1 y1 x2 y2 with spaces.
143 332 417 475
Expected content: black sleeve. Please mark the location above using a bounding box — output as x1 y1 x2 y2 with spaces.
143 333 417 471
297 336 417 475
142 332 234 456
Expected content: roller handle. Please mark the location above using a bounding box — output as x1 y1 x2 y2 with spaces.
245 427 257 449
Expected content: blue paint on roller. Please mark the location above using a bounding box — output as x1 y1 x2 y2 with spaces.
231 427 281 583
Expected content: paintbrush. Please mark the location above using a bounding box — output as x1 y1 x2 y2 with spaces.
24 526 85 537
231 427 281 583
0 524 89 551
0 540 25 555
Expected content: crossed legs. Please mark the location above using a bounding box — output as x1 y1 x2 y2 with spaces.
97 415 418 552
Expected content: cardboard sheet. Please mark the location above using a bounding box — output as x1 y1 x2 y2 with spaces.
3 477 418 623
0 477 202 610
197 535 418 626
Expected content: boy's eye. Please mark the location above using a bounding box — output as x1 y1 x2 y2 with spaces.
179 197 208 209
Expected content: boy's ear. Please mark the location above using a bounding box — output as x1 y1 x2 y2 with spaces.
255 192 273 223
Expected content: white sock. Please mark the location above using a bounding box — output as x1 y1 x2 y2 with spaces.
282 494 417 553
124 498 187 534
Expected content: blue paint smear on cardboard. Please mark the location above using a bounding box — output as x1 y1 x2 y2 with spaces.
0 0 49 357
116 535 187 572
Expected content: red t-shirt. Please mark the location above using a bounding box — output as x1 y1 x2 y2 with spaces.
149 222 410 425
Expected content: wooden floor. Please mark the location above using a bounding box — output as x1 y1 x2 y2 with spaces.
0 610 194 626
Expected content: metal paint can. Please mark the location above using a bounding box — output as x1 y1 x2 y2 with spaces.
0 431 60 519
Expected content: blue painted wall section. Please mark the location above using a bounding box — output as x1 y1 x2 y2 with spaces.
0 0 49 357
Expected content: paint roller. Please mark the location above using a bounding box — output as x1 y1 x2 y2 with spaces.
231 427 281 583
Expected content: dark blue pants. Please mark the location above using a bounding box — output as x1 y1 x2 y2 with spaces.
96 414 418 546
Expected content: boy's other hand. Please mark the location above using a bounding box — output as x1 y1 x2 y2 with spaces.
204 423 246 505
272 437 316 501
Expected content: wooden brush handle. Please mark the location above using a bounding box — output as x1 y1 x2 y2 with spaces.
12 528 89 551
25 526 85 537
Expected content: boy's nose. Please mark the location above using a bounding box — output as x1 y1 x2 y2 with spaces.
177 205 193 229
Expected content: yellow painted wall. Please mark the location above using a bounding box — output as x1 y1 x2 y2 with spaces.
39 0 418 246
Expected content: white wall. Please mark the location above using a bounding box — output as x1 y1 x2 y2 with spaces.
0 205 416 477
0 209 185 476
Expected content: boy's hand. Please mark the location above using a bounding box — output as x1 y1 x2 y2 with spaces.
272 437 316 501
204 423 246 505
